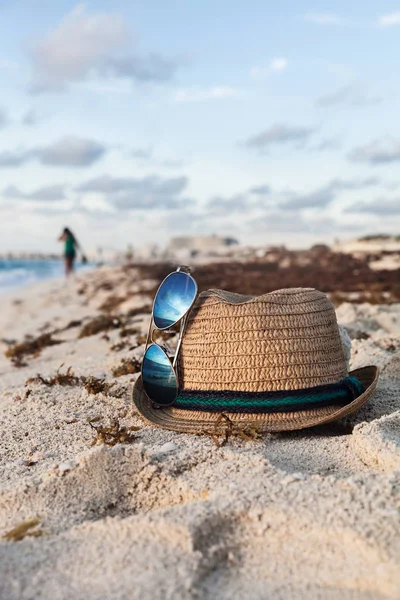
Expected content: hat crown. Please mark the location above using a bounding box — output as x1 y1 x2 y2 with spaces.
178 287 347 392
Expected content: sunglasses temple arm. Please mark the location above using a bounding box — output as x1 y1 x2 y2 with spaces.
172 314 187 369
144 315 154 354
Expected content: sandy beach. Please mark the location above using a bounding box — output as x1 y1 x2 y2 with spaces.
0 264 399 599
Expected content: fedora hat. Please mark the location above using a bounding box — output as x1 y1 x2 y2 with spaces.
132 287 378 434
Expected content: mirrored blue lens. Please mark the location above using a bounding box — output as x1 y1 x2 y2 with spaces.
153 272 197 329
142 344 178 406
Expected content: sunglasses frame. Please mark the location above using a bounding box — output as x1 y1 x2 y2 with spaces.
142 265 198 407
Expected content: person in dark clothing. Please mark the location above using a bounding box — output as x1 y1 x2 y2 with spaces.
58 227 81 276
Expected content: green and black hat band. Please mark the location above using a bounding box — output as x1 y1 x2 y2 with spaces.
173 376 365 414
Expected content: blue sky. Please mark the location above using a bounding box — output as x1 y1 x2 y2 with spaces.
1 1 400 253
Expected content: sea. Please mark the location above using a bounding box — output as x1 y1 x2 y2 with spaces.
0 258 92 294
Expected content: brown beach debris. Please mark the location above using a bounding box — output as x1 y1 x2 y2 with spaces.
78 315 122 338
99 295 128 313
62 319 83 330
25 368 128 398
126 304 152 318
83 375 116 395
2 517 43 542
210 414 260 447
119 325 141 338
89 418 141 446
25 364 80 387
110 340 128 352
5 333 63 364
111 357 141 377
135 334 147 346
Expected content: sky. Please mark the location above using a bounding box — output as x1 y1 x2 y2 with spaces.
0 1 400 254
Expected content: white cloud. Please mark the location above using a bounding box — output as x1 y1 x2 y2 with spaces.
39 136 105 166
22 108 39 126
30 4 179 92
3 184 66 201
173 86 238 103
0 59 17 70
348 137 400 165
244 123 316 150
0 136 106 168
317 84 382 108
270 57 288 72
378 12 400 27
76 174 190 211
250 57 288 79
31 4 126 91
0 107 9 129
303 13 343 25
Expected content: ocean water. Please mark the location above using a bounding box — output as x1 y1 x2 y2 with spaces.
0 259 91 293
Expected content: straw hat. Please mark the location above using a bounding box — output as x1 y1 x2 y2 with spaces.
132 288 378 434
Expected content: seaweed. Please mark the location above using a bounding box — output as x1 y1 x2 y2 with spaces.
119 326 141 338
209 414 260 447
5 333 62 363
63 319 83 330
110 340 129 352
78 315 122 338
99 295 128 313
126 305 152 318
10 356 28 368
135 334 147 346
2 517 43 542
111 357 141 377
89 418 140 446
25 364 80 387
83 375 116 395
25 368 127 398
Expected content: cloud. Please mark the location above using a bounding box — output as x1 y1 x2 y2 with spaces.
303 13 343 25
317 84 381 107
30 4 179 92
102 54 178 84
207 193 252 215
270 58 288 72
0 59 17 70
128 147 185 169
346 198 400 215
77 174 190 210
243 123 315 151
131 147 153 159
0 107 9 129
250 57 288 79
3 184 66 201
22 109 39 126
378 12 400 27
0 136 106 168
348 137 400 165
173 86 238 103
206 183 273 215
250 185 271 195
39 136 105 166
281 177 380 210
0 150 30 167
310 137 342 152
161 158 185 169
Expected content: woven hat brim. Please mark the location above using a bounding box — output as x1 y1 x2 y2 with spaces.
132 365 379 434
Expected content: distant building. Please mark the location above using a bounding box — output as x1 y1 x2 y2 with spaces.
166 235 239 257
333 235 400 255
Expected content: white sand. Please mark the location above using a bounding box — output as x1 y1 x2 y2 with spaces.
0 268 399 600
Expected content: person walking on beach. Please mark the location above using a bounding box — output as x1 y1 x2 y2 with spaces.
58 227 82 276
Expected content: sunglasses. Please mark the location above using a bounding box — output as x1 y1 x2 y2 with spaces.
142 266 198 407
